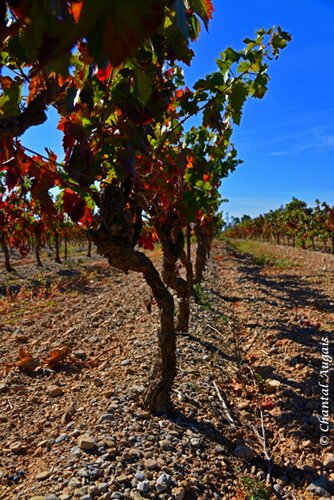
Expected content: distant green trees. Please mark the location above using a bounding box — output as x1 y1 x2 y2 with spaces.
225 197 334 253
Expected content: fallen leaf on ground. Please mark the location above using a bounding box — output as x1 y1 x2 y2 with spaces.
43 346 69 369
261 397 274 410
17 347 39 373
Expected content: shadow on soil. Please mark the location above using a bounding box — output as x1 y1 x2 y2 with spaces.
177 331 236 363
198 245 334 494
164 409 334 496
236 252 333 312
228 249 334 433
0 261 115 298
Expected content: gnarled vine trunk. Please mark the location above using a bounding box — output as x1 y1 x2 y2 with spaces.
156 221 192 333
55 231 61 263
207 235 214 258
162 255 190 332
194 223 208 283
186 223 191 261
311 237 315 251
64 230 68 260
0 232 13 272
35 234 43 267
88 185 176 414
87 239 92 257
180 249 194 296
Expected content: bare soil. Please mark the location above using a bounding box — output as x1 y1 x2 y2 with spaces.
0 240 333 500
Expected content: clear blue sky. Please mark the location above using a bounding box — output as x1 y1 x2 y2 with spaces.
23 0 334 219
183 0 334 218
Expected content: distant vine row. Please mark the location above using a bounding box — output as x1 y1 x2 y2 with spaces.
224 198 334 253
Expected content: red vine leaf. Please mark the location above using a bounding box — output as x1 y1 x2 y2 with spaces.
63 189 86 222
79 0 165 66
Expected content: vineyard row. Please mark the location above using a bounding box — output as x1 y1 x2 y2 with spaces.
224 197 334 253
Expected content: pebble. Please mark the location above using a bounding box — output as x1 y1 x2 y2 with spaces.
71 428 81 437
234 443 256 461
172 487 186 500
137 480 150 492
306 476 331 498
73 488 85 497
190 437 202 447
47 385 64 397
88 467 100 480
273 484 282 494
159 440 174 451
89 486 99 496
36 470 51 481
323 456 334 470
67 477 81 489
155 473 172 493
116 475 130 483
10 441 23 453
55 434 68 444
125 448 142 459
264 379 280 394
99 413 114 423
78 435 97 451
98 482 109 493
37 439 49 448
291 442 300 452
306 484 331 498
78 468 88 478
134 472 145 481
104 436 117 448
70 446 82 457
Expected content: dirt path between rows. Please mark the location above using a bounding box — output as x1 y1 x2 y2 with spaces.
0 240 333 499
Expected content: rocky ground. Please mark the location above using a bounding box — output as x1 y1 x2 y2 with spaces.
0 240 333 500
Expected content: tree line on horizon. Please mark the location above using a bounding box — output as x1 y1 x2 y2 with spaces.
224 197 334 253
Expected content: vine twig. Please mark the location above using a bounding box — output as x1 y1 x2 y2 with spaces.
212 380 236 430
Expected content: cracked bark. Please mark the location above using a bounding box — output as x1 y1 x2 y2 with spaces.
55 231 61 263
88 185 176 414
194 223 208 283
0 232 13 272
35 234 43 267
180 248 194 296
156 222 191 332
87 239 92 257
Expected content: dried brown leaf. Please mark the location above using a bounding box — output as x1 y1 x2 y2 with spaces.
43 345 69 369
17 346 39 373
